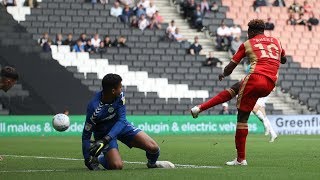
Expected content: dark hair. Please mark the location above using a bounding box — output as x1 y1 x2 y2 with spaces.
1 66 19 80
102 73 122 92
248 19 265 34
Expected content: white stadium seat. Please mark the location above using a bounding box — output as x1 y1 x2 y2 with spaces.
50 45 58 54
58 45 71 53
76 52 90 61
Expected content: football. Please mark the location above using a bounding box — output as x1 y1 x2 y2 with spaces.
52 113 70 132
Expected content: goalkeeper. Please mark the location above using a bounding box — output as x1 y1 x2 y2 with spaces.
82 73 173 170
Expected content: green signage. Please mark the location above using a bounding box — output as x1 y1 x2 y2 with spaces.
0 115 264 136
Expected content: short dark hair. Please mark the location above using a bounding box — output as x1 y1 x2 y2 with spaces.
1 66 19 80
248 19 265 33
102 73 122 92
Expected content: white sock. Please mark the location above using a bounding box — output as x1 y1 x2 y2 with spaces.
264 116 277 137
254 110 269 130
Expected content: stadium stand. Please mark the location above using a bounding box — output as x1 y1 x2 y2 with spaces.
0 4 93 114
214 0 320 112
10 0 243 115
2 0 318 114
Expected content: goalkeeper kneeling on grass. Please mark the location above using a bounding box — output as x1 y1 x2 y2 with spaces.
82 73 174 170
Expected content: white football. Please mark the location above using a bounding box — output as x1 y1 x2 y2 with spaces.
52 113 70 132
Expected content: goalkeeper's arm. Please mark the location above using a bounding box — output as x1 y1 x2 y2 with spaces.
89 96 127 157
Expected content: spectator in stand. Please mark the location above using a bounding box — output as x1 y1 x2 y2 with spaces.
119 0 134 8
100 0 107 4
307 12 319 31
219 103 232 115
189 36 202 55
149 14 161 30
73 40 85 52
193 6 203 32
110 1 123 18
202 51 222 67
253 0 267 12
96 41 106 53
138 14 149 31
296 13 307 25
265 17 275 30
42 39 52 52
131 16 139 28
154 11 164 24
303 1 312 16
38 32 49 47
23 0 38 8
103 35 113 48
136 4 146 18
91 33 101 48
113 36 127 47
3 0 16 7
210 1 219 13
166 20 176 37
137 0 150 9
79 33 87 46
200 0 209 14
229 24 241 38
273 0 286 7
186 0 197 20
173 28 187 43
63 33 74 47
308 12 319 26
216 22 232 50
288 0 303 14
146 1 157 18
120 5 133 23
287 12 297 25
54 33 63 46
230 36 242 55
84 39 95 54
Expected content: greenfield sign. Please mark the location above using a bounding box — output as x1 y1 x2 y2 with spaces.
0 115 264 136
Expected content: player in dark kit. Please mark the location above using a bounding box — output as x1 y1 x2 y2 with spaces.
0 66 19 160
0 66 19 92
82 73 174 170
191 19 286 165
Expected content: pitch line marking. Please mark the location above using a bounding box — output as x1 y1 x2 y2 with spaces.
0 170 66 173
0 154 222 169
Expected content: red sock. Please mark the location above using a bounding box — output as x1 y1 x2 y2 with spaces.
199 89 234 112
235 124 248 162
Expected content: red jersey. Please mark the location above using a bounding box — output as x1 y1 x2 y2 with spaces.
231 34 285 83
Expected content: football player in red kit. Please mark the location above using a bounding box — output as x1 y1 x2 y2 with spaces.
191 19 286 165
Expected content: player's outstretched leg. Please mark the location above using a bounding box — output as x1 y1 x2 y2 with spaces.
253 105 278 142
263 116 278 142
253 105 270 136
130 131 175 168
191 82 239 118
226 110 249 166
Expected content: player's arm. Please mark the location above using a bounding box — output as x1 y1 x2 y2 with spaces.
277 40 287 64
82 104 99 170
219 43 246 81
89 93 127 157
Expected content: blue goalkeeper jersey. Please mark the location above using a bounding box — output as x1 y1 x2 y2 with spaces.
81 91 128 159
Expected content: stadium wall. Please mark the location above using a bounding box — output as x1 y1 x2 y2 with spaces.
0 115 319 136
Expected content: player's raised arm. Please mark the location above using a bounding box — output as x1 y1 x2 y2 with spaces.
219 43 246 81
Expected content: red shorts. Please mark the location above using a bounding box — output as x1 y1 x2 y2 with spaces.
237 74 275 112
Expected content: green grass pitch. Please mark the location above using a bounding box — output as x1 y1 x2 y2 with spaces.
0 135 319 180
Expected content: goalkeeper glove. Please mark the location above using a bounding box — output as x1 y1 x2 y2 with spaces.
89 135 111 157
84 156 100 171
